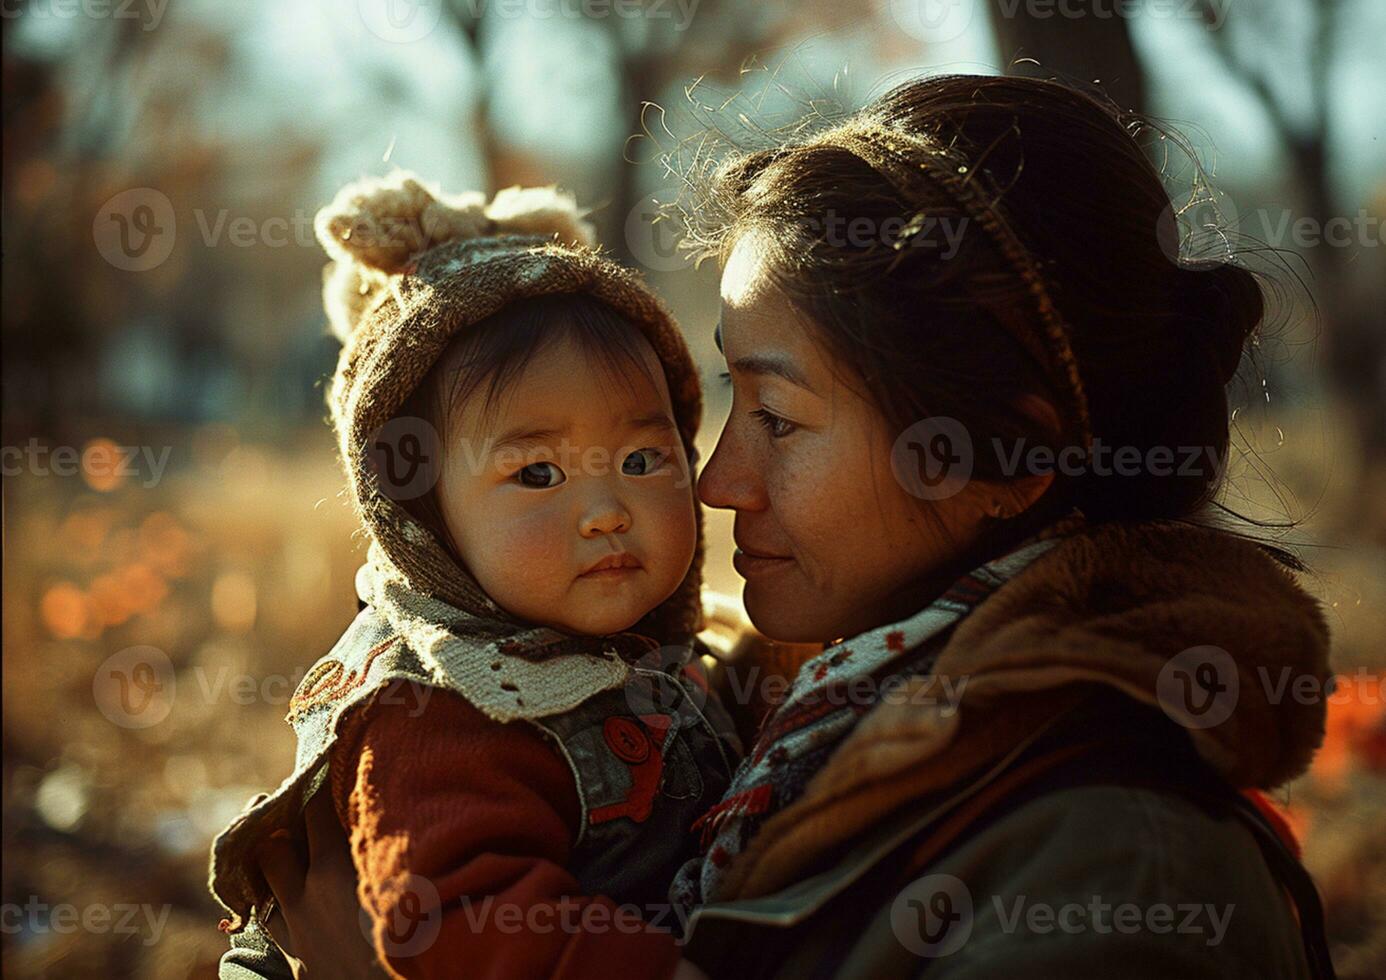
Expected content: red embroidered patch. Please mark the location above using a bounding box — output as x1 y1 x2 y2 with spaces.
588 715 670 827
286 637 397 721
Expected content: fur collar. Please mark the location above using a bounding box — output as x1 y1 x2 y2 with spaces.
714 520 1331 902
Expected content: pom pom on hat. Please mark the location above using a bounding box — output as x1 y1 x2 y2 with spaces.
486 185 596 249
315 170 596 342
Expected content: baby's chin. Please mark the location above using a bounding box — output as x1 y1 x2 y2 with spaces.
541 583 673 638
548 604 649 638
507 570 685 638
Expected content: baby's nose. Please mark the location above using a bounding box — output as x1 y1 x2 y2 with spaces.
579 501 631 537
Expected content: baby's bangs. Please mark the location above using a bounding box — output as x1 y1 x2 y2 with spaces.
437 293 664 437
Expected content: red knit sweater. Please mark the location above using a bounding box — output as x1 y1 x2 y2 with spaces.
328 678 683 980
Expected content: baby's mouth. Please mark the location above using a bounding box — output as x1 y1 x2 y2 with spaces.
578 552 644 578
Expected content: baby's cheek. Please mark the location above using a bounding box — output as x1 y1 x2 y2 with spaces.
642 483 698 575
471 505 572 595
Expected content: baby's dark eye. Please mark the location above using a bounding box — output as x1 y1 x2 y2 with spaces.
621 448 666 476
517 462 565 488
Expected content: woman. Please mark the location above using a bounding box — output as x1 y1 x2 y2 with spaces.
253 74 1333 978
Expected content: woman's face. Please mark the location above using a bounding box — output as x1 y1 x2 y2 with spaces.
699 235 1001 644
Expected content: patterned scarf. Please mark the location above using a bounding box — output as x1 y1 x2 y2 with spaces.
670 529 1074 913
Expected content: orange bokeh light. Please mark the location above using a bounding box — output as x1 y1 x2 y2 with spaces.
81 438 125 493
40 582 91 639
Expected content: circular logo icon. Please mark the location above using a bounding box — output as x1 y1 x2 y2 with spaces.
1156 188 1241 264
1156 645 1239 730
367 416 441 502
359 872 442 958
93 188 176 272
625 193 692 274
358 0 444 43
622 644 711 735
93 645 176 729
892 873 973 957
889 0 976 43
891 417 974 500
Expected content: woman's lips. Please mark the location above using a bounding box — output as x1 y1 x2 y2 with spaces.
732 547 794 578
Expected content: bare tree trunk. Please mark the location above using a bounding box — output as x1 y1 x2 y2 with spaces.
986 0 1148 113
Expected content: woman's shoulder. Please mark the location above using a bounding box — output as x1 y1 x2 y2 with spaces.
940 779 1291 911
893 781 1311 977
685 778 1312 980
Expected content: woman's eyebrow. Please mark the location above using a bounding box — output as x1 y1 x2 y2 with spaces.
729 353 817 394
713 319 724 354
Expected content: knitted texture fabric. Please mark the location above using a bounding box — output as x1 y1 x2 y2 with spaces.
207 560 665 936
677 515 1330 911
319 171 706 717
670 527 1069 913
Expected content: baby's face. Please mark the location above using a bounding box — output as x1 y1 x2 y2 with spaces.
436 331 697 636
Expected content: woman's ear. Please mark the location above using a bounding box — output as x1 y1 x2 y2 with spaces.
1013 391 1063 443
977 392 1062 519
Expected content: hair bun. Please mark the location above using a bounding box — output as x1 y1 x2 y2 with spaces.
315 170 597 341
1178 260 1263 384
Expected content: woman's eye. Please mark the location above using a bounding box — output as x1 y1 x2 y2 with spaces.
621 448 666 476
516 462 565 488
751 408 797 439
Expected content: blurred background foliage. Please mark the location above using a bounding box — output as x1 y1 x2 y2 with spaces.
2 0 1384 976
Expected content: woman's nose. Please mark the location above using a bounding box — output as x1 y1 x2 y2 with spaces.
697 425 763 512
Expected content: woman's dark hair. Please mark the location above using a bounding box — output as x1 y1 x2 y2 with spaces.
680 74 1268 530
393 293 659 561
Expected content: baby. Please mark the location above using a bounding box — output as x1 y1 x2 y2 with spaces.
208 172 740 979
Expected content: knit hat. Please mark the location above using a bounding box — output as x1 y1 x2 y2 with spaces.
318 170 706 707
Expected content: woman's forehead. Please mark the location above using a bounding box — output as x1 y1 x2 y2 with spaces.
719 233 777 310
717 271 816 364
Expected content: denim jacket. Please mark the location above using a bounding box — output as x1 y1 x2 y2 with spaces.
212 585 741 979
